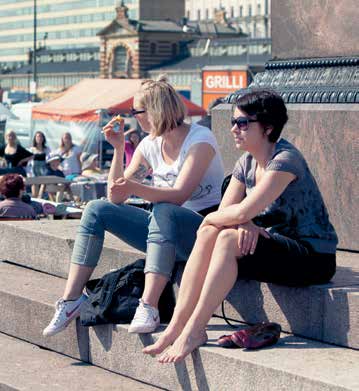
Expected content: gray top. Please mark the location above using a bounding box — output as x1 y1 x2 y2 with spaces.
0 198 36 219
233 139 338 254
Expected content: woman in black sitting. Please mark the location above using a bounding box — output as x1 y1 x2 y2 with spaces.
0 130 33 176
144 89 338 363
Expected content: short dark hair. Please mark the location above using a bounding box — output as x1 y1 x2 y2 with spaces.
235 89 288 142
0 173 25 198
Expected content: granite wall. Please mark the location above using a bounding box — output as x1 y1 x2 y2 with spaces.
272 0 359 59
282 104 358 250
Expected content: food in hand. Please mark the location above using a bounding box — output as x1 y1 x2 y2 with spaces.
101 115 123 134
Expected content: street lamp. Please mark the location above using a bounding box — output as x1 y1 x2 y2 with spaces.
31 0 37 101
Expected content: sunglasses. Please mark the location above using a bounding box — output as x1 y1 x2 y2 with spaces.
130 107 146 116
231 116 258 130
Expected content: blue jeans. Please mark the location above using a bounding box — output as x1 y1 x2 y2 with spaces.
71 200 203 278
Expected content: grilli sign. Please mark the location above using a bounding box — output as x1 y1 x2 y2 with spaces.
202 70 248 110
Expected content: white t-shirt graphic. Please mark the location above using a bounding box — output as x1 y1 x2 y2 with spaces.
137 123 224 212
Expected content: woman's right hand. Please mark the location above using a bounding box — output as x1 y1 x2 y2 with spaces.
102 116 125 150
237 221 270 256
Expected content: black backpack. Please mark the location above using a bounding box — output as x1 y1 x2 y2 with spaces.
80 259 175 327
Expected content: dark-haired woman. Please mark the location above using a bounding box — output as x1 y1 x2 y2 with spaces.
29 131 51 197
143 88 338 363
0 173 36 219
29 131 51 177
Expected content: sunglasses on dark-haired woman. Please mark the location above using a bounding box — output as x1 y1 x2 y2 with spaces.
231 116 258 131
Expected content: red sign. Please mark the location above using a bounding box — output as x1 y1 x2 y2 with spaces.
202 70 248 110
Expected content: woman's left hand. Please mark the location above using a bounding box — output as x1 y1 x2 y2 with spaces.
109 177 134 204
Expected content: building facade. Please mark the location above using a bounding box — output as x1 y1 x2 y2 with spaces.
0 0 270 104
0 0 124 70
0 0 185 71
185 0 270 38
148 36 270 108
98 3 241 79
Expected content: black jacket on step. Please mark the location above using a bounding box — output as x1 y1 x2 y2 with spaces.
80 259 175 326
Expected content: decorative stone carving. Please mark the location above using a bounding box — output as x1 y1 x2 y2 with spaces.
226 56 359 104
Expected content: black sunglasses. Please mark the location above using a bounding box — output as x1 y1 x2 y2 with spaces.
231 116 258 130
130 107 146 116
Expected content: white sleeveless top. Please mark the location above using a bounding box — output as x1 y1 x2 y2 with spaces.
56 145 82 176
137 123 224 212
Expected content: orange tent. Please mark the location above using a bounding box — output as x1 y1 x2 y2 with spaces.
32 78 206 122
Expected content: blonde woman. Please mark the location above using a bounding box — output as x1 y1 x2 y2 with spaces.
56 132 82 177
43 76 224 337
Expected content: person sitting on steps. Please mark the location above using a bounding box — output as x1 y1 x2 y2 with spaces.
0 173 36 219
43 75 224 337
143 88 338 363
46 155 65 178
124 128 141 168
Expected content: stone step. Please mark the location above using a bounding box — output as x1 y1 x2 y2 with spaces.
0 220 143 280
0 333 158 391
1 220 358 348
0 261 89 361
0 262 358 391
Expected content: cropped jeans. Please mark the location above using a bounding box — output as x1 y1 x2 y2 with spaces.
71 199 203 278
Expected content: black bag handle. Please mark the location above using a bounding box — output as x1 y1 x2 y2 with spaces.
211 302 242 329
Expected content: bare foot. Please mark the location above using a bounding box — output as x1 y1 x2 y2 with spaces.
158 330 208 364
143 322 184 356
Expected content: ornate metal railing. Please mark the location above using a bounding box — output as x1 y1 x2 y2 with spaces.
226 56 359 104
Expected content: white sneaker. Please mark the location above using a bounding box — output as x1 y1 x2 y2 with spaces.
128 299 160 334
43 294 87 337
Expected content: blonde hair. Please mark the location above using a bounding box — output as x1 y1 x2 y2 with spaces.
136 74 187 137
5 129 18 144
60 132 74 150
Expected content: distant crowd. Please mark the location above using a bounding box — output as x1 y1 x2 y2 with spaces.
0 128 142 181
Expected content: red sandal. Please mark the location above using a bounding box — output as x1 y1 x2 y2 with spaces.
217 322 281 349
217 334 237 348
